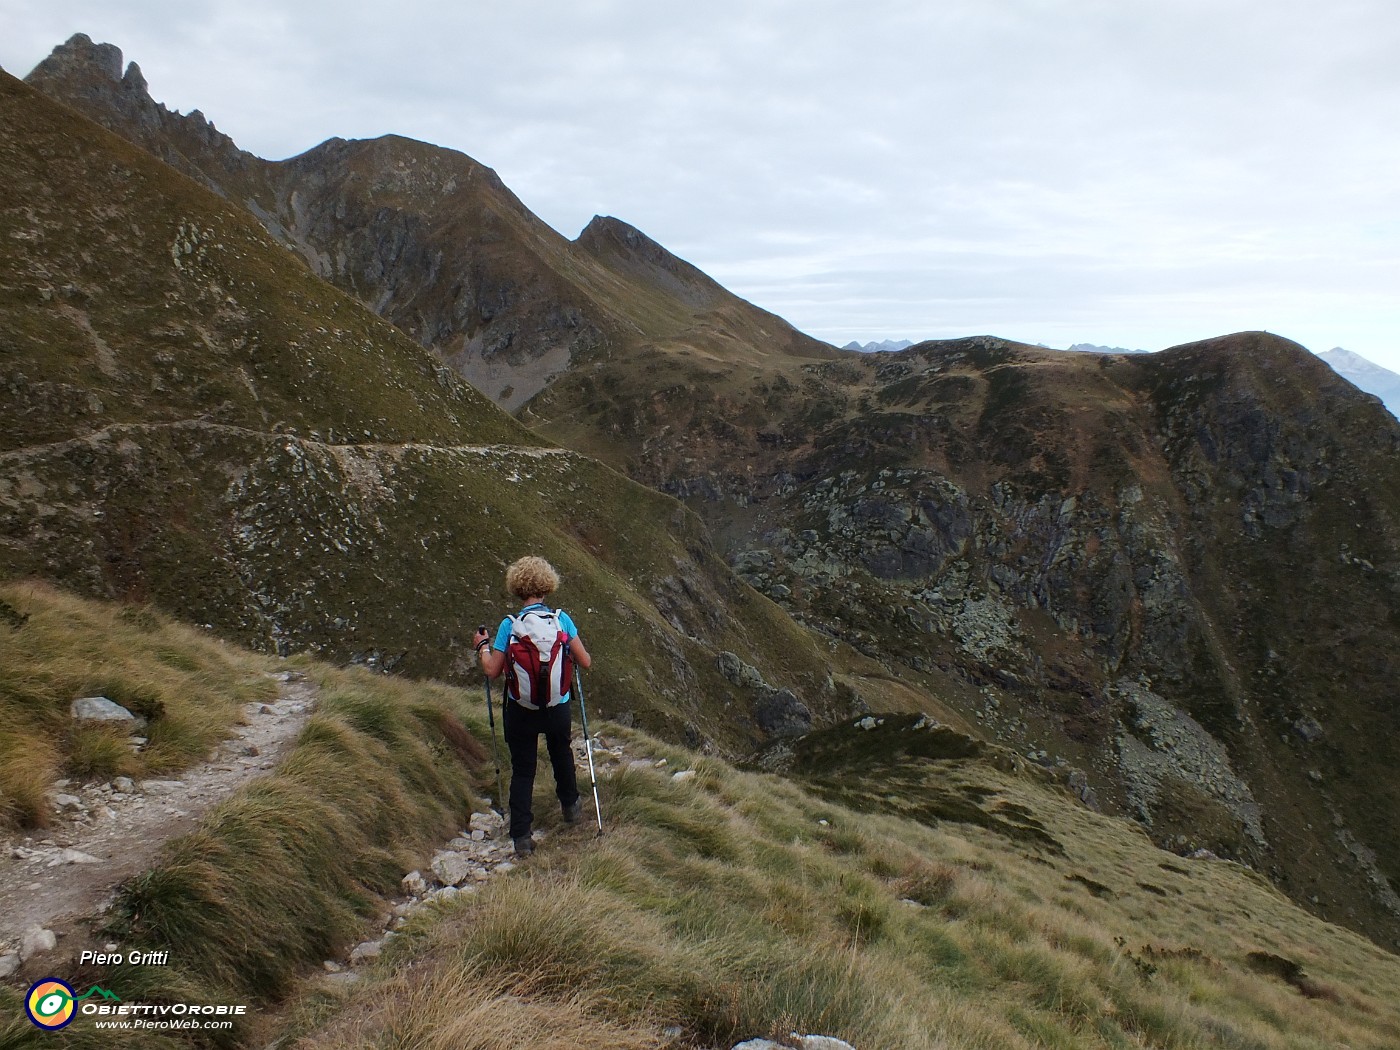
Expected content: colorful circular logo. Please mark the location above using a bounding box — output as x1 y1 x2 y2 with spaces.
25 979 77 1030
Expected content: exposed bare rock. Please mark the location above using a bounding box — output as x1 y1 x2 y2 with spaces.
20 926 56 960
70 695 146 730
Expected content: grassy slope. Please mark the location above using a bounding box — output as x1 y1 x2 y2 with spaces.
272 727 1400 1050
4 586 1399 1050
0 71 529 452
0 581 277 828
0 586 489 1050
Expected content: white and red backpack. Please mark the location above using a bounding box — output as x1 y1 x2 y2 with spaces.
504 608 574 710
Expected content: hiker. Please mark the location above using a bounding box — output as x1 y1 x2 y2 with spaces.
474 556 592 856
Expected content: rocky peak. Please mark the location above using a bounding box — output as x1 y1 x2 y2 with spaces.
26 33 125 85
576 214 725 310
1162 331 1325 378
122 61 149 95
578 214 658 253
27 34 159 112
1156 332 1398 433
25 34 247 184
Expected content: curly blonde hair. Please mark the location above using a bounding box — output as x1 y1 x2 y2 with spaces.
505 556 560 601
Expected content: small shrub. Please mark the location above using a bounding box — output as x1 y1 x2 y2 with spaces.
1245 950 1340 1000
118 604 161 632
0 597 29 629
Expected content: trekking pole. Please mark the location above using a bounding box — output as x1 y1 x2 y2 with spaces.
572 667 604 835
479 625 506 816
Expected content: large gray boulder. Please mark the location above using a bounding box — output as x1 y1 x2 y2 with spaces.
70 696 146 730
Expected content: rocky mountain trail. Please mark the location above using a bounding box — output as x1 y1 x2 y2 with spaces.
0 670 317 978
311 734 860 1050
324 730 670 986
0 416 570 469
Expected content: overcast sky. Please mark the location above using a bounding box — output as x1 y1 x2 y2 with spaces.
4 1 1398 371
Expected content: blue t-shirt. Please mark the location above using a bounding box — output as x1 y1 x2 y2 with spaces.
493 604 579 703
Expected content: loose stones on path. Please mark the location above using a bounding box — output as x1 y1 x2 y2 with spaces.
342 808 514 971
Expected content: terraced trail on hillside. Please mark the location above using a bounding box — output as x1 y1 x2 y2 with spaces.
0 418 574 468
0 672 316 968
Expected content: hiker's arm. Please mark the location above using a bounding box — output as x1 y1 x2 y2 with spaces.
570 634 592 670
479 649 505 678
473 627 506 679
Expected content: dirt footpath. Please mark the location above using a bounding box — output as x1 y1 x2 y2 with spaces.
0 672 317 974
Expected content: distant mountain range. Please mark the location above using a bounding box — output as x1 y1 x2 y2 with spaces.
850 339 1152 355
1065 342 1150 355
1320 348 1400 419
843 338 914 353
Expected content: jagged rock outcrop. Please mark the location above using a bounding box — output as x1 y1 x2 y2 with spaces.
25 33 256 188
718 652 813 737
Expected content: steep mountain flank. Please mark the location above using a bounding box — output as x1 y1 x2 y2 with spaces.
269 133 615 412
25 35 836 422
0 68 865 753
652 332 1400 948
533 320 1400 949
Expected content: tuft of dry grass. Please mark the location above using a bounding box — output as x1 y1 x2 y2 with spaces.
0 728 59 827
0 580 279 829
306 967 662 1050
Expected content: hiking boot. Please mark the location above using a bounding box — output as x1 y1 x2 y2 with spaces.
563 800 583 824
513 836 535 857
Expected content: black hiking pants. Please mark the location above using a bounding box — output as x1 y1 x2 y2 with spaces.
502 699 580 841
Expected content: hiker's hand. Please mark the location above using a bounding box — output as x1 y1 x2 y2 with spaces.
473 627 490 650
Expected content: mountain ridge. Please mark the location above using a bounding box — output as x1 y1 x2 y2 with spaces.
24 35 838 418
